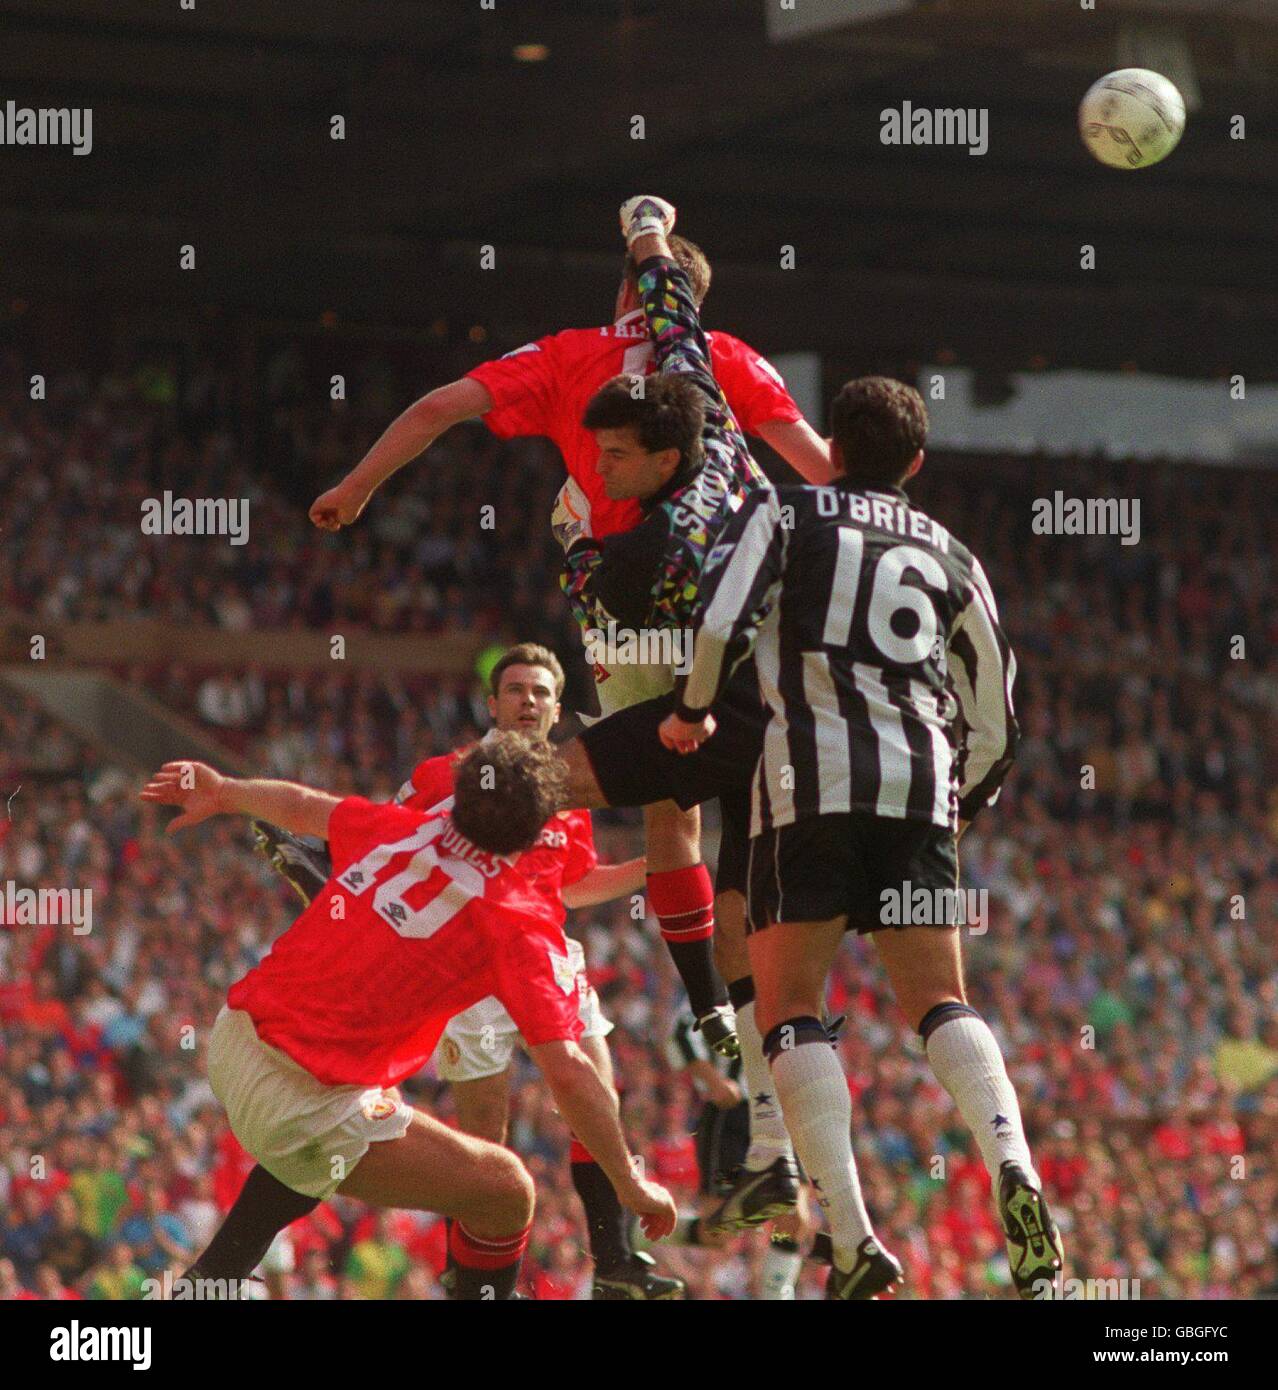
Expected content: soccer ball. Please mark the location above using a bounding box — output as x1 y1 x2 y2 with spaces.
1078 68 1186 169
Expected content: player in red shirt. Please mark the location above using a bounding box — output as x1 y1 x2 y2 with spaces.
140 734 675 1300
310 231 832 1057
253 641 683 1297
398 643 685 1298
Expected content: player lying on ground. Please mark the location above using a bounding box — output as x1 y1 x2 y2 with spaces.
139 734 676 1300
255 642 685 1299
310 224 836 1055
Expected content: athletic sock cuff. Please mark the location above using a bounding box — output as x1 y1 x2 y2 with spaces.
762 1015 829 1062
647 864 715 942
449 1220 532 1271
918 1000 981 1042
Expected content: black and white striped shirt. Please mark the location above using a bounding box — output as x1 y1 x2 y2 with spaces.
675 484 1018 836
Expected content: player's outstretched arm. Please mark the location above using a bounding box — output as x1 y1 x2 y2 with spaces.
560 856 646 910
309 377 493 530
622 197 748 457
529 1040 677 1240
141 761 340 840
756 417 837 485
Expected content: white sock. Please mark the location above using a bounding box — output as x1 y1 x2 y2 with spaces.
924 1013 1040 1188
759 1242 802 1300
769 1039 873 1269
737 1001 795 1168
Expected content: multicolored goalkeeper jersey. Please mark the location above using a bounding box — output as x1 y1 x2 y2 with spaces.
560 255 771 634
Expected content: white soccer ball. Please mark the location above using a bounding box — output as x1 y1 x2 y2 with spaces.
1078 68 1186 169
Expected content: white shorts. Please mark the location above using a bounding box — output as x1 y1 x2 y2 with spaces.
434 939 613 1083
207 1007 413 1200
580 623 677 719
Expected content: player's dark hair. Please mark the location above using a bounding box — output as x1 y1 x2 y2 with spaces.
489 643 565 701
829 376 928 489
583 374 705 469
450 732 566 856
623 234 712 307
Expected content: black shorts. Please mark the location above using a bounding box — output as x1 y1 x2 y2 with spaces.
578 664 764 812
694 1099 751 1196
714 790 750 899
577 666 763 898
746 812 960 935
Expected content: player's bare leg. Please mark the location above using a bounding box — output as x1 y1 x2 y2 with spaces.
337 1107 535 1299
555 738 610 810
712 888 750 985
748 918 902 1299
558 738 733 1050
704 888 799 1235
451 1071 511 1146
873 926 1064 1298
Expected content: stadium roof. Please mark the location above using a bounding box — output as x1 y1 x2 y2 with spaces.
2 0 1275 377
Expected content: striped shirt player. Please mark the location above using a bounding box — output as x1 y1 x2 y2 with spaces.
674 482 1018 933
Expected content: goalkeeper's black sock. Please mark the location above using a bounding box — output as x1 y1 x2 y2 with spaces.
186 1164 319 1290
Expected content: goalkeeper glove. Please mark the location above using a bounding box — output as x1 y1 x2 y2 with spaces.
619 195 676 248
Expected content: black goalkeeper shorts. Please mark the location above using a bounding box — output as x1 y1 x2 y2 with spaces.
576 667 764 899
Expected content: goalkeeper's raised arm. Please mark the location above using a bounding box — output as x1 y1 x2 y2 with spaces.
623 196 752 463
559 197 772 635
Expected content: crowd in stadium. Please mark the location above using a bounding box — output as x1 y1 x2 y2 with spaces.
1 353 1275 1299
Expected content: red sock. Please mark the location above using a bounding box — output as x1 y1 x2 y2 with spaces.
647 864 714 943
447 1220 531 1300
646 865 725 1016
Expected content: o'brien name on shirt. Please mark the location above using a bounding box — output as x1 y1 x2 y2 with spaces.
0 102 93 156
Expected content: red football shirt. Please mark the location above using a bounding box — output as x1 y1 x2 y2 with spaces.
466 313 803 538
396 748 597 927
227 798 582 1088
